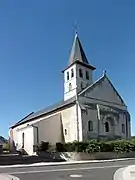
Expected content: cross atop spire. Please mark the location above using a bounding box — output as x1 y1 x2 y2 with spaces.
69 33 89 65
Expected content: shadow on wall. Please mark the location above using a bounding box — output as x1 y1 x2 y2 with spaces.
9 137 16 153
60 115 66 143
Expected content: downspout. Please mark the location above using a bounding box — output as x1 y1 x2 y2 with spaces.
124 112 128 139
76 93 79 141
125 111 131 139
96 104 100 141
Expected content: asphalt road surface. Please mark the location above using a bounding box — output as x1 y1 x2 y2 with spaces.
0 159 135 180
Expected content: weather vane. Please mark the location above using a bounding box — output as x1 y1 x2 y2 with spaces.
74 20 78 35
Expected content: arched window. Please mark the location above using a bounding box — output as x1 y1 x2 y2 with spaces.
67 72 69 81
122 124 125 133
64 129 68 135
69 83 72 91
79 68 83 78
88 121 93 131
105 122 109 132
71 68 74 78
86 71 89 80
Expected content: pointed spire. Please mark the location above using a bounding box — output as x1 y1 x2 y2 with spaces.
69 33 89 65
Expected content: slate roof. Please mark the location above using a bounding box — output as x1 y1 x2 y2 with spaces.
62 33 96 72
69 33 89 65
11 96 76 128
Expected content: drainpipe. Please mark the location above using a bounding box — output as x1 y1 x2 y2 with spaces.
96 104 100 141
125 112 130 139
76 93 79 141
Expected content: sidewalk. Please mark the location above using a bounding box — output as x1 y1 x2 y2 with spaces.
0 157 135 168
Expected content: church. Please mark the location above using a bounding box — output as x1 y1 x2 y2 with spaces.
9 33 131 155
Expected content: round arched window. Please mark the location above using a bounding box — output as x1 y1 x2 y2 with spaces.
69 83 72 91
105 122 109 132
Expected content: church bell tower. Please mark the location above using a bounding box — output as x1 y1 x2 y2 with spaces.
62 33 96 101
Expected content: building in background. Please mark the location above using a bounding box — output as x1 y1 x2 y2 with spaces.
9 33 131 155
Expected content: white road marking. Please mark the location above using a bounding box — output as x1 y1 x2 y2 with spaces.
70 174 83 177
4 164 126 175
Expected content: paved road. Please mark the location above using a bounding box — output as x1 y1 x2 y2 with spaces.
0 159 135 180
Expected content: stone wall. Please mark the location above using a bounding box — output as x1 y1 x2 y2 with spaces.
57 151 135 161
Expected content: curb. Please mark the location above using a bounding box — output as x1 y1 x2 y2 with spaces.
0 174 19 180
0 157 135 168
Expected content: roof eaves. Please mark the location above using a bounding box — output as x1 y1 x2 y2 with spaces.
11 97 76 129
62 61 96 73
10 112 34 129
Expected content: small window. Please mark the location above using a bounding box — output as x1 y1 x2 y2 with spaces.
71 68 74 78
69 83 72 91
67 72 69 81
88 121 93 131
86 71 89 80
122 124 125 133
105 122 109 132
79 68 83 78
81 82 83 89
65 129 68 135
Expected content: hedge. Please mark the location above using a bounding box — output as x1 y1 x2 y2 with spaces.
38 141 50 151
56 139 135 153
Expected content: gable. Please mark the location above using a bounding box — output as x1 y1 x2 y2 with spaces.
80 76 125 106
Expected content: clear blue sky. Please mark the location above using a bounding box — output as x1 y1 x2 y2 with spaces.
0 0 135 138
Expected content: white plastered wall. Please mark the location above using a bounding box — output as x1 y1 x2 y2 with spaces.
11 104 78 154
12 126 34 155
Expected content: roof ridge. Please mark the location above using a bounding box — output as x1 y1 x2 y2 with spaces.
78 74 105 96
79 74 126 106
105 76 125 105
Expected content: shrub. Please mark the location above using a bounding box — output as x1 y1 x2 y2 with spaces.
56 139 135 154
70 141 89 152
113 140 135 153
56 142 65 152
86 140 100 153
38 141 49 151
99 141 114 152
64 142 73 152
